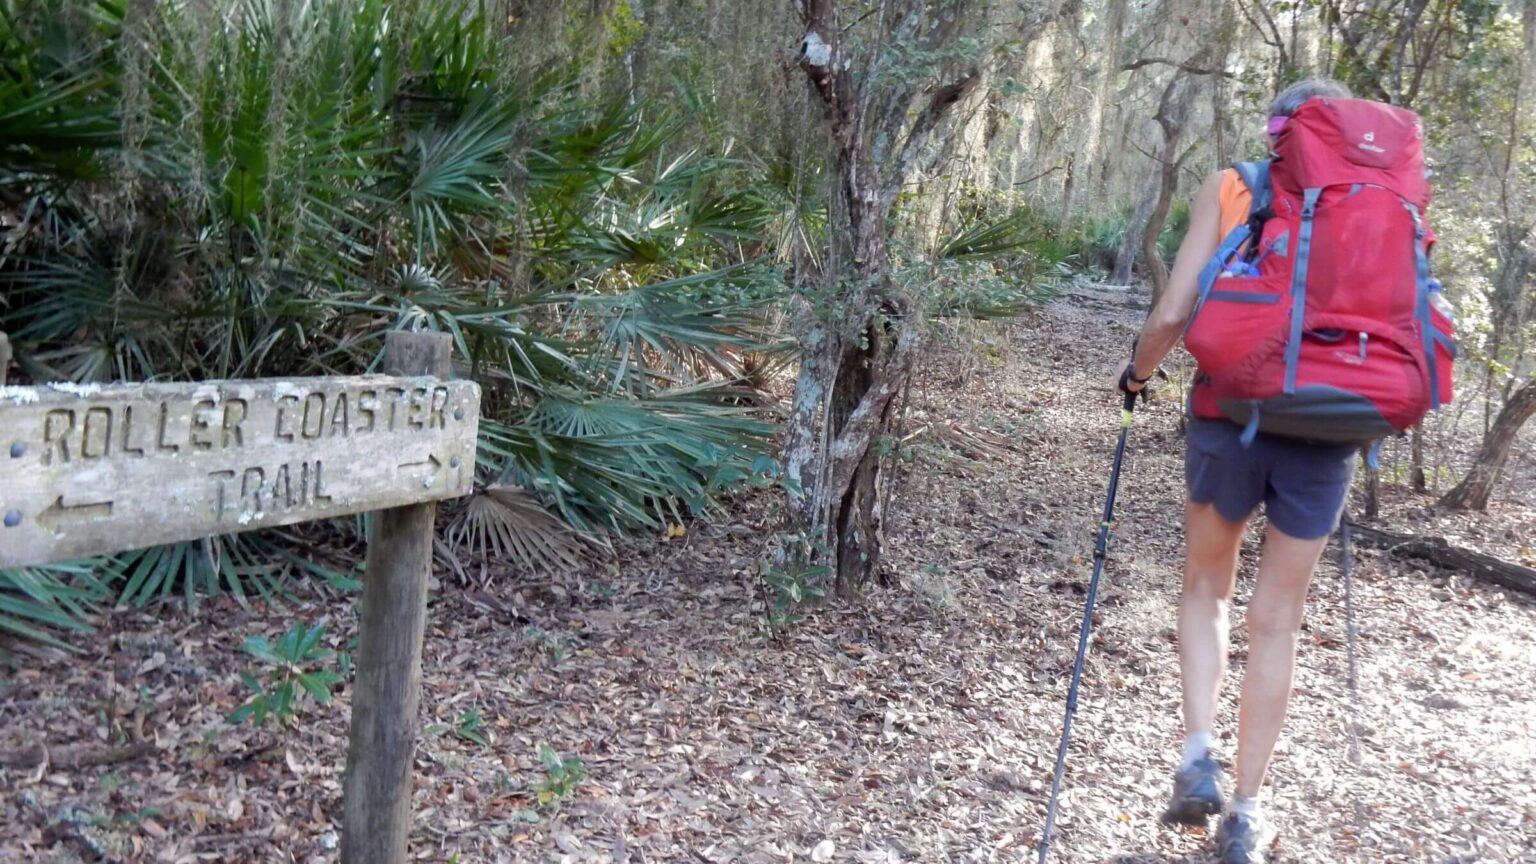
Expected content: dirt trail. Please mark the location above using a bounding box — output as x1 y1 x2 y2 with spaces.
2 289 1533 863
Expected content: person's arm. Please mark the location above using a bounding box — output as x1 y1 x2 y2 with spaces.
1121 170 1227 391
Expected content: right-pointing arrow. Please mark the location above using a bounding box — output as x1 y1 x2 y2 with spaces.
397 454 443 488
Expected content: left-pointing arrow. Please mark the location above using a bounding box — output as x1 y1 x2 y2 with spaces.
38 496 114 529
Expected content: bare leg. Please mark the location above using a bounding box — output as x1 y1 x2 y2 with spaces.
1180 501 1249 737
1232 523 1330 796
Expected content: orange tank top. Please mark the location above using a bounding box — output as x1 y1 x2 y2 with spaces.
1216 168 1251 239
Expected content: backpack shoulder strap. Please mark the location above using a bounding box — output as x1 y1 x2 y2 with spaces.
1233 160 1272 215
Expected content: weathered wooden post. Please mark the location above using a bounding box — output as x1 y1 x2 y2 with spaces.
341 331 453 864
0 331 11 386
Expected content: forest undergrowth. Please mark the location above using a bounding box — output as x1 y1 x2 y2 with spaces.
1 287 1532 864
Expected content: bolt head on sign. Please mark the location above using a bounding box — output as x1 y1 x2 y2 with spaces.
0 376 480 569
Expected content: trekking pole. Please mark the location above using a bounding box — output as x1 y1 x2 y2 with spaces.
1339 519 1372 844
1339 521 1363 768
1037 387 1140 864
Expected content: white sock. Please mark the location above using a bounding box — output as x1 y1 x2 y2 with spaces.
1230 793 1262 821
1180 730 1213 769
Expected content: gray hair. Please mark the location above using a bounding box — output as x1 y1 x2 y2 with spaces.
1269 78 1352 117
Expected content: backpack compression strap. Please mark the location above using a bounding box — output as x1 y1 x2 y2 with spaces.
1234 161 1272 214
1404 202 1443 410
1233 161 1273 261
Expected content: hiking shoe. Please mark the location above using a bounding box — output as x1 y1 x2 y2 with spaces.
1215 813 1274 863
1160 753 1224 826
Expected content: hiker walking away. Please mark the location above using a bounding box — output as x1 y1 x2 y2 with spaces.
1115 77 1455 863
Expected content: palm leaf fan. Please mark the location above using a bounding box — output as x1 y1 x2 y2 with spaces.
441 484 604 585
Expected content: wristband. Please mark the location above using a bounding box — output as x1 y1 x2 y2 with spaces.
1118 364 1152 393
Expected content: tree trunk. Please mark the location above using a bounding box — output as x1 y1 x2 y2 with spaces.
1209 2 1239 169
1113 182 1156 285
1525 0 1536 103
782 232 917 597
1488 240 1533 387
828 317 911 592
1098 0 1128 191
816 157 913 595
1138 69 1204 304
1388 0 1434 104
1142 144 1185 306
1064 0 1125 220
786 0 976 598
624 0 646 104
1439 379 1536 510
1115 53 1213 290
1411 423 1427 493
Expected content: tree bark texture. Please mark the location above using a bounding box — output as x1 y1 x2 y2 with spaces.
787 0 976 597
1439 378 1536 511
341 331 452 864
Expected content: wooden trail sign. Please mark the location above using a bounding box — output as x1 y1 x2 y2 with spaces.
1 332 475 864
0 375 479 568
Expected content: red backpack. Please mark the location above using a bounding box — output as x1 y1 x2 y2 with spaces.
1185 96 1456 445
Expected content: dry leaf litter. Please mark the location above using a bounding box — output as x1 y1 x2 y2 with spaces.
2 288 1533 863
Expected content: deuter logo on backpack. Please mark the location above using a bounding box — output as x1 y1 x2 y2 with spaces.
1185 96 1456 446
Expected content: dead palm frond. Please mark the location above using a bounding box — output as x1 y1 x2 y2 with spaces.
440 485 606 585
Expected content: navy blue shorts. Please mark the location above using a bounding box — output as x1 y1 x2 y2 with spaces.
1185 418 1358 540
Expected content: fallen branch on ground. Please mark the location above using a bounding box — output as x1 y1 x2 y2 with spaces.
0 740 153 770
1345 520 1536 597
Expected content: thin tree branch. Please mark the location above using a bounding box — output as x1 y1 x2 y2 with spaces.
1174 139 1202 169
1126 137 1164 165
841 3 880 35
1013 164 1067 187
1122 57 1234 78
1237 0 1290 76
881 69 981 205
